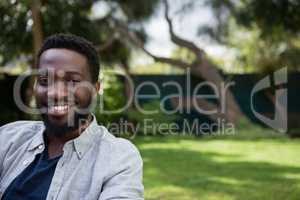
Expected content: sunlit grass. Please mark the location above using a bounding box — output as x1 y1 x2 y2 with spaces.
133 134 300 200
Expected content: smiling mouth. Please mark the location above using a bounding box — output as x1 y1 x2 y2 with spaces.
48 104 70 116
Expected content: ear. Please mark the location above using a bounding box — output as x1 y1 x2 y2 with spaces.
32 77 38 95
94 81 100 94
33 78 37 90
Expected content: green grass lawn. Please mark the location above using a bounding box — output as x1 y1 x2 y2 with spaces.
133 134 300 200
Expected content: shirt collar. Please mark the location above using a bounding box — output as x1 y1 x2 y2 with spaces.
72 115 101 159
28 114 102 159
28 122 46 152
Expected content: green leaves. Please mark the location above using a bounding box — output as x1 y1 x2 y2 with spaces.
0 0 159 66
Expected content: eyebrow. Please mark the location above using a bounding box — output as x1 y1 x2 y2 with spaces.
37 69 82 76
64 71 83 76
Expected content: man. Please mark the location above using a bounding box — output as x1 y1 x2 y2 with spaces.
0 34 144 200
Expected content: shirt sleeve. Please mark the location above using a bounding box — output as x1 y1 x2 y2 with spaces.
0 122 15 180
98 139 144 200
0 122 13 180
0 121 34 181
0 124 4 179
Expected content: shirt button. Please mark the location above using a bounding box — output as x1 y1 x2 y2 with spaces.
38 145 43 150
23 160 29 166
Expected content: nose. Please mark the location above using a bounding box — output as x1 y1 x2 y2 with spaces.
47 81 68 102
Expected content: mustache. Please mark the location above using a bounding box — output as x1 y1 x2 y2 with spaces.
37 98 76 107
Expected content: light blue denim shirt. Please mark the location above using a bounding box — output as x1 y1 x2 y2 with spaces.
0 117 144 200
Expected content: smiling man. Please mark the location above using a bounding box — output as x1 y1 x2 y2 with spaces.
0 34 144 200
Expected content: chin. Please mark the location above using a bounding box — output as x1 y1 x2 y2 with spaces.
41 112 89 138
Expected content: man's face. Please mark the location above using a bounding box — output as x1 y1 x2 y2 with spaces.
35 48 98 136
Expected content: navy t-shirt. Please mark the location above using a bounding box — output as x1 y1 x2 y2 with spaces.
2 144 61 200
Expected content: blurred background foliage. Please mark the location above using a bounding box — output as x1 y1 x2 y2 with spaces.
199 0 300 74
0 0 159 65
94 69 126 125
1 0 299 72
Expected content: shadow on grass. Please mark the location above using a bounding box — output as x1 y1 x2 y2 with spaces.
133 133 295 143
141 147 300 200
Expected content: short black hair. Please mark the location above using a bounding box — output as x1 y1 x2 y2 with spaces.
37 33 100 83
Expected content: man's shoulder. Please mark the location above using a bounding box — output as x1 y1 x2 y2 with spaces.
99 126 139 154
98 126 142 166
0 120 43 141
94 126 143 186
0 120 43 132
1 120 42 128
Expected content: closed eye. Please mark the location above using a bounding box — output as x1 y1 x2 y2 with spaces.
67 79 81 85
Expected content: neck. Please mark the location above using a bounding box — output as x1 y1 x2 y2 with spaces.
46 114 93 146
45 114 93 159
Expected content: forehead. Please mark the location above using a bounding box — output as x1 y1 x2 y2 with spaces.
39 48 89 76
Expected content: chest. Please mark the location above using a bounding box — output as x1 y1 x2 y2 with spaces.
1 148 108 200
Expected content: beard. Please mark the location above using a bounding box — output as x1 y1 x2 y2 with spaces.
41 112 90 138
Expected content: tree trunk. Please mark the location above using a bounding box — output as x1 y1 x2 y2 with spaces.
31 0 44 63
25 0 43 114
190 58 244 124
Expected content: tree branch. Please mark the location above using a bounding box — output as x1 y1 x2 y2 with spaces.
111 18 191 69
96 35 116 52
163 0 204 57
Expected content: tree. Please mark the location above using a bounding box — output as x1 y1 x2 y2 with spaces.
112 0 246 124
0 0 160 65
199 0 300 73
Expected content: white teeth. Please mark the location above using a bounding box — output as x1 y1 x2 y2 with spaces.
49 105 68 113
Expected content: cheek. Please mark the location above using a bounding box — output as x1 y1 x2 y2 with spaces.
34 86 47 102
73 87 93 107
